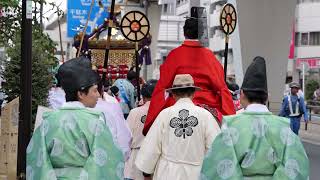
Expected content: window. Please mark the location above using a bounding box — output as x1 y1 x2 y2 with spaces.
163 4 168 13
301 33 309 45
209 4 215 14
295 32 300 46
209 27 215 38
298 0 320 3
309 32 320 45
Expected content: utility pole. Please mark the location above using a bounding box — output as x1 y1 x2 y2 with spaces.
57 7 65 63
40 0 43 28
17 0 32 179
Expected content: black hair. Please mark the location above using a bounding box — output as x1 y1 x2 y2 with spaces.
141 79 158 98
127 70 136 81
183 18 204 39
243 90 268 105
110 86 119 96
65 86 91 102
97 80 103 96
227 82 239 91
171 87 196 97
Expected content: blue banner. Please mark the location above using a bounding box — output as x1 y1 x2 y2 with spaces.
67 0 110 38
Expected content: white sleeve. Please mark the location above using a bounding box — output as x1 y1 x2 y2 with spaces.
115 111 132 160
204 112 221 152
135 111 164 174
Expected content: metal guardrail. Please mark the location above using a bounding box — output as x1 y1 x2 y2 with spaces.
306 103 320 130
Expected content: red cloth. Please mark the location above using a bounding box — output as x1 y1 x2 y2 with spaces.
143 40 236 135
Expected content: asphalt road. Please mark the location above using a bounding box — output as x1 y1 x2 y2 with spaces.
303 142 320 180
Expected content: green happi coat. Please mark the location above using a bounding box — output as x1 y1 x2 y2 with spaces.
201 105 309 180
27 104 124 180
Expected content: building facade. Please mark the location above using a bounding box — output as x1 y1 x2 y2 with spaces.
155 0 235 79
293 0 320 81
203 0 235 78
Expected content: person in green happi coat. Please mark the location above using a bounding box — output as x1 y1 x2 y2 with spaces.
201 56 309 180
27 57 124 180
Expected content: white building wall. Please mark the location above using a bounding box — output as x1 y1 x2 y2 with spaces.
296 3 320 32
295 2 320 60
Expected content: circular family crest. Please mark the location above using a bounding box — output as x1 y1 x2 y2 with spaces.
220 3 237 35
120 11 150 42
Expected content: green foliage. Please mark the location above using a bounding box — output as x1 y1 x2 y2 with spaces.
0 0 19 7
0 3 21 46
2 27 58 123
305 79 319 101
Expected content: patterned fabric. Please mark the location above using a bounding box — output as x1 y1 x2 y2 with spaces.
48 87 65 110
114 79 136 114
169 109 198 139
27 106 124 180
201 111 309 180
197 104 222 126
135 98 221 180
141 115 147 124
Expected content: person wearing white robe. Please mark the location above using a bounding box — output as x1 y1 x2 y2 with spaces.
124 80 157 180
94 85 132 160
135 74 221 180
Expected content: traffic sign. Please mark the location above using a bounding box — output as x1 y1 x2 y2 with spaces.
67 0 110 38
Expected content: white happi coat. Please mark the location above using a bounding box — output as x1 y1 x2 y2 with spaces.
135 98 221 180
124 101 150 180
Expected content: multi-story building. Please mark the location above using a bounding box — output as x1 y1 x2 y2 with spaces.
203 0 235 79
292 0 320 80
154 1 182 78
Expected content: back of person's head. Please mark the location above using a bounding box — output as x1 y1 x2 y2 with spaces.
183 18 204 39
242 90 268 105
58 57 99 102
97 80 105 96
141 79 158 98
127 70 136 81
103 80 110 92
227 82 239 92
110 86 119 96
241 56 268 105
171 87 196 97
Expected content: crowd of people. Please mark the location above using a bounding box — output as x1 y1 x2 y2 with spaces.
26 17 310 180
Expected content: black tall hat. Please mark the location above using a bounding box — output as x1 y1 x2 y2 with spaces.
241 56 268 93
57 57 99 92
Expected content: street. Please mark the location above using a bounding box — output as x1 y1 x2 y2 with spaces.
303 142 320 180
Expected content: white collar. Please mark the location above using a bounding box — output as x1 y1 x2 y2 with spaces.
245 104 269 113
185 39 200 42
175 98 193 104
62 101 86 108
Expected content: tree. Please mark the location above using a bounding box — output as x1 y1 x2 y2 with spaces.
2 26 58 125
1 0 61 127
306 79 319 101
0 0 20 46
